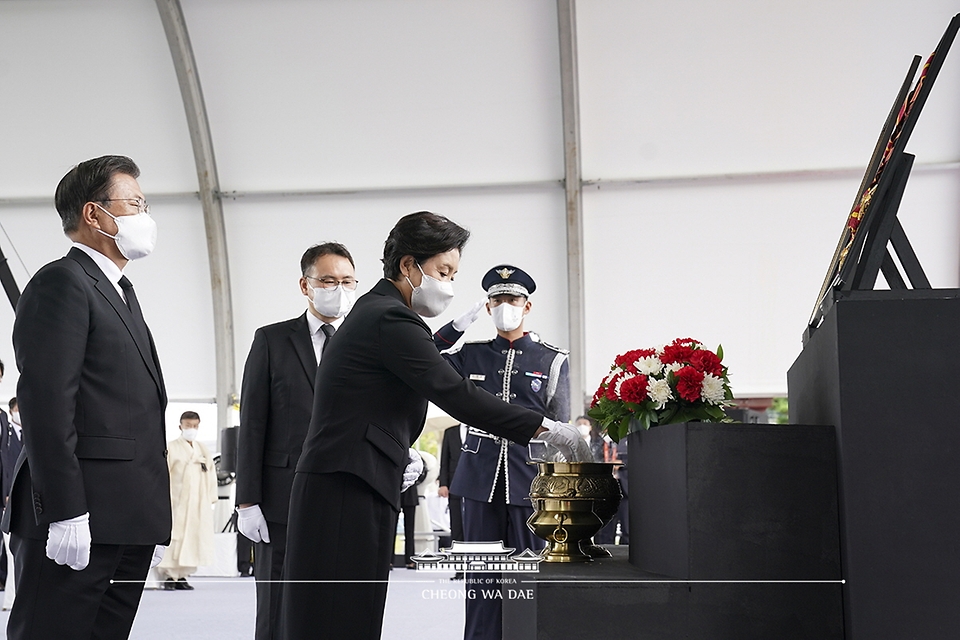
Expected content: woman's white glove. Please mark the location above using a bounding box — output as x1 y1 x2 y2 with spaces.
401 449 425 492
46 512 91 571
538 419 593 462
452 299 488 332
151 545 166 568
237 504 271 543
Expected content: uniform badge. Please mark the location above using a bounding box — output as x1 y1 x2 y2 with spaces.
497 267 515 279
470 374 486 381
530 379 542 393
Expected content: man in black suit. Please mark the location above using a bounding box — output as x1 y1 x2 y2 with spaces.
3 156 170 639
236 242 357 640
0 396 21 508
438 424 465 549
0 364 8 588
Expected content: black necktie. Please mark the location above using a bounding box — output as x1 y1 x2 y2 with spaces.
320 323 336 355
119 276 149 342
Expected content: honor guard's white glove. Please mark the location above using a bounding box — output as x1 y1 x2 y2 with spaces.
538 419 593 462
237 504 271 544
452 299 488 332
46 512 91 571
151 545 166 568
401 448 425 492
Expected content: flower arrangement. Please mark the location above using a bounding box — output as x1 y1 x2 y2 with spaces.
588 338 733 441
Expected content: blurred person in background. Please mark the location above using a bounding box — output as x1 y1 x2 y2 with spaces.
158 411 217 591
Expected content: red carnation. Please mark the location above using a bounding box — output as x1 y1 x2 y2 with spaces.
591 384 604 408
688 350 723 376
605 371 624 401
620 375 649 404
671 337 701 347
675 366 705 402
614 348 657 372
661 343 696 365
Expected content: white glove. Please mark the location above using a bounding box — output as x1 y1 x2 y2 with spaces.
46 512 91 571
237 504 271 544
452 299 488 332
538 419 593 462
151 545 166 568
401 449 424 492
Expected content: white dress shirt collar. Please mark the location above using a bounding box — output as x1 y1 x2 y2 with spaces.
72 242 126 299
306 311 345 363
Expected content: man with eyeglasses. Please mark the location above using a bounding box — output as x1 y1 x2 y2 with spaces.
236 242 357 640
3 155 169 639
434 264 570 640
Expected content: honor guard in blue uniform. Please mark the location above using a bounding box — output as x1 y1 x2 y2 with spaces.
434 265 570 640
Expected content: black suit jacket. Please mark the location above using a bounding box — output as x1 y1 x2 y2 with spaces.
295 279 542 511
3 247 170 545
237 312 317 524
438 425 462 490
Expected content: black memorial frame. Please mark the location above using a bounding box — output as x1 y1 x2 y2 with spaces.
806 13 960 341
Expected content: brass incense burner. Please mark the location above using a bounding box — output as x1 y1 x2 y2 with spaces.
527 462 622 562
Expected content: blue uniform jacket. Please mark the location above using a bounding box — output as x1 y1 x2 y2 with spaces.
435 322 570 505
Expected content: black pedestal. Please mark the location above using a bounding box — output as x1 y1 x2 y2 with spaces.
788 289 960 640
502 547 843 640
627 423 841 581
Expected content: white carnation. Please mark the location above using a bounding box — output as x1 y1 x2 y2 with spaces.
663 362 683 375
634 355 663 376
700 373 725 404
647 378 674 410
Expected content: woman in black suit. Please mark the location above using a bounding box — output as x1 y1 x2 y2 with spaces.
281 212 586 640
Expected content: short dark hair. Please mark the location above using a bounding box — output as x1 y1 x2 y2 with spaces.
55 155 141 234
381 212 470 280
0 359 4 376
8 397 16 412
300 242 355 276
180 411 201 422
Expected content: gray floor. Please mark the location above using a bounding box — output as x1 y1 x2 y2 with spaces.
0 570 466 639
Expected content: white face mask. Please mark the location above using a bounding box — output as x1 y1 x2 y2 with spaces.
95 204 158 260
10 411 19 426
311 284 356 319
491 302 525 332
407 263 454 318
577 424 591 438
181 428 199 442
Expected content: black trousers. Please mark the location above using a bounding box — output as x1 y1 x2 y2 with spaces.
448 494 464 542
402 505 416 564
8 534 152 640
254 521 287 640
281 472 396 640
462 496 543 640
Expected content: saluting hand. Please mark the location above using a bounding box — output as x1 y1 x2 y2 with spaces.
452 298 488 332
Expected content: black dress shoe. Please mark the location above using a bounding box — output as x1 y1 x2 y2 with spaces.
175 578 194 591
161 578 177 591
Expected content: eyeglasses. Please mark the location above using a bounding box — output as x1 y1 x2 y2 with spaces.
306 276 359 291
99 198 150 215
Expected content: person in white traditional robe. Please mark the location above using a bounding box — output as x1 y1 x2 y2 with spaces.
158 411 218 590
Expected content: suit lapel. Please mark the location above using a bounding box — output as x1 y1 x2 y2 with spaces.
290 312 318 384
68 249 164 395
